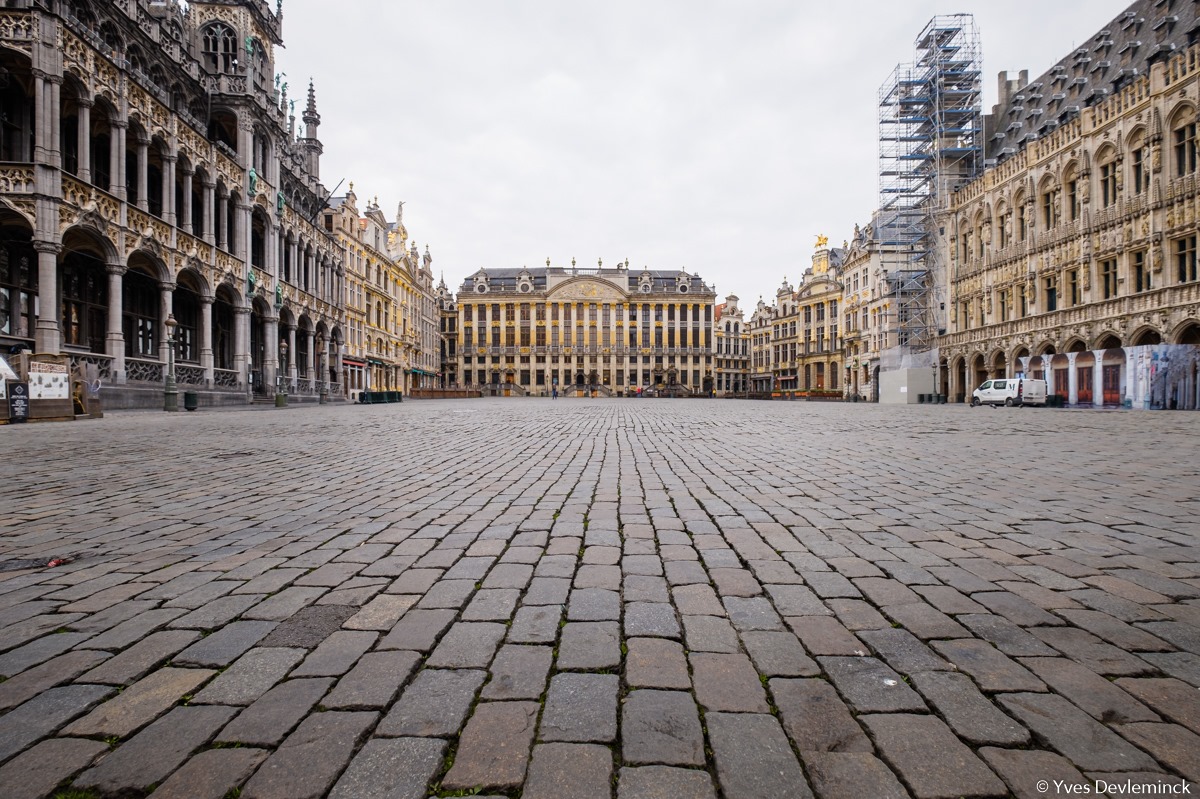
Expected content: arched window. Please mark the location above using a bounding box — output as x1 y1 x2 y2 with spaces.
202 23 237 74
1097 146 1118 207
127 46 146 76
1063 164 1080 221
98 21 122 53
1130 129 1149 195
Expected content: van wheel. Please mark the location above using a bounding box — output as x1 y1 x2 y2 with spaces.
1005 398 1014 407
970 397 980 407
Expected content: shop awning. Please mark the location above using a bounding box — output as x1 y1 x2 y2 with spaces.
343 357 366 367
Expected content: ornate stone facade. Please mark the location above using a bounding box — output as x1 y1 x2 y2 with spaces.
713 294 749 395
938 8 1200 409
451 261 716 396
0 0 344 407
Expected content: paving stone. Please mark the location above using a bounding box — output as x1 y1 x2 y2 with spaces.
1139 652 1200 687
740 630 819 676
690 652 770 712
508 603 563 644
818 656 926 713
240 710 376 799
852 577 922 607
290 630 377 676
957 613 1058 656
914 584 986 614
1021 656 1159 724
462 587 521 621
150 746 268 799
415 578 477 609
524 576 571 605
861 713 1007 799
243 587 328 621
787 616 864 655
770 677 872 753
443 701 540 790
65 666 215 738
1031 626 1155 676
1113 722 1200 780
627 637 692 689
665 560 711 586
0 683 113 764
424 622 505 669
801 752 908 799
722 596 784 631
174 620 278 667
0 649 109 712
323 650 421 709
1115 677 1200 734
997 692 1160 772
827 598 891 630
910 670 1030 746
931 638 1046 692
706 712 812 799
618 765 717 799
568 587 621 621
672 583 726 616
858 628 950 674
0 737 109 799
623 689 705 766
483 644 553 699
764 582 830 615
217 677 333 746
0 631 93 679
386 568 443 594
343 593 419 630
377 607 456 651
624 575 671 602
523 742 613 799
624 601 682 638
376 668 486 737
979 746 1090 799
74 705 237 795
539 672 619 742
802 571 862 599
328 736 446 799
682 614 740 653
1059 609 1175 651
557 621 621 670
883 602 970 640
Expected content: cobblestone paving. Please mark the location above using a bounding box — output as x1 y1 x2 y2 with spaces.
1 399 1199 799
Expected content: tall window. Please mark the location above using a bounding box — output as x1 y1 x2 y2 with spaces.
1134 250 1151 293
1177 235 1198 283
1041 187 1058 228
202 24 238 74
62 253 107 353
998 289 1009 322
123 271 158 358
1100 161 1117 207
1066 175 1079 221
1018 285 1028 317
1100 259 1118 300
1044 275 1058 312
1067 268 1081 306
0 238 37 341
1132 144 1149 195
1175 121 1197 177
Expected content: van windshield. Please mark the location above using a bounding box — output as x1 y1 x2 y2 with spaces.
979 381 991 390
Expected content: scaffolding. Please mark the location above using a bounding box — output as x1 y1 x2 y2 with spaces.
878 14 982 351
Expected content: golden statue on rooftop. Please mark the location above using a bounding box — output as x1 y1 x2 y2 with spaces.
815 234 828 248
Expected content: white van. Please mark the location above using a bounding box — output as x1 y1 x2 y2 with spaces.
971 378 1047 407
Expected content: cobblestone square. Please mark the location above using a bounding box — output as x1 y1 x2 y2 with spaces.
1 399 1199 798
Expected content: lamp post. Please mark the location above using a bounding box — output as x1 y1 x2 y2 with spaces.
164 313 178 412
275 338 288 408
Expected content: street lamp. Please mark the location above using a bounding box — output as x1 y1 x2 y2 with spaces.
318 334 328 404
164 313 178 412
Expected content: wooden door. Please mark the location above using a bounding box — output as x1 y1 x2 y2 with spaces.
1102 364 1121 406
1077 366 1094 405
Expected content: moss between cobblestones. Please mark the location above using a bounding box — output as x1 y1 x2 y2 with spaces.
51 789 101 799
221 788 242 799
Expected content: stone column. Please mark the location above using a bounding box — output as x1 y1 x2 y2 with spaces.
33 241 62 353
264 315 279 391
136 137 149 211
305 329 315 379
163 153 176 225
180 167 193 235
106 263 126 383
234 306 250 392
1093 352 1105 408
200 296 214 386
112 120 126 201
158 281 174 365
202 178 215 244
287 324 297 383
216 191 228 250
77 98 92 182
49 76 61 159
1066 352 1078 406
32 73 47 162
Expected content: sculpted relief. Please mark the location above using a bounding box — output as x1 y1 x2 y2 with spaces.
548 278 626 302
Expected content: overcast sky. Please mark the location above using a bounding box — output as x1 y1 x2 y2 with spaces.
276 1 1125 308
